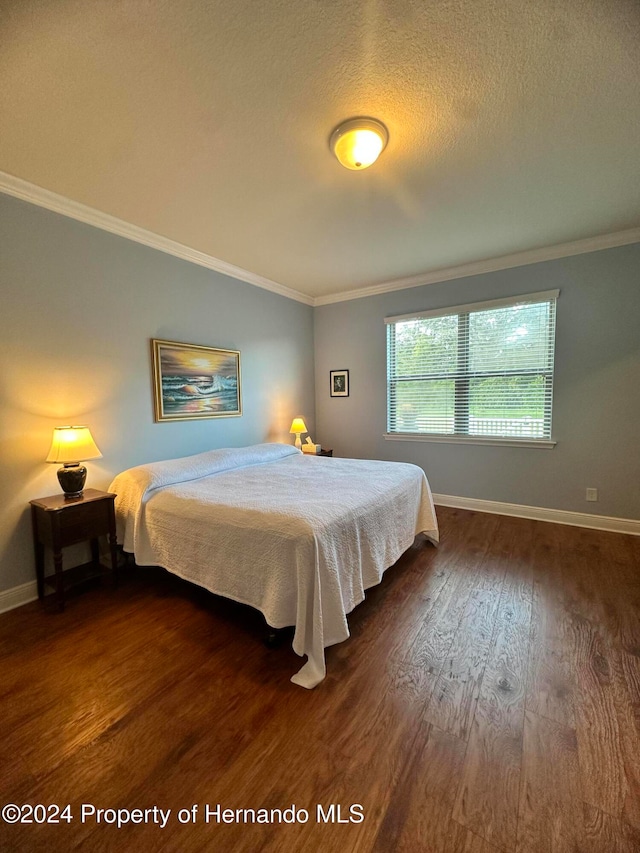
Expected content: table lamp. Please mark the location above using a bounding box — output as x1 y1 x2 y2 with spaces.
46 425 103 498
289 417 308 449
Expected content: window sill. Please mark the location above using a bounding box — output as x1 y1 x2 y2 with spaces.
384 432 556 449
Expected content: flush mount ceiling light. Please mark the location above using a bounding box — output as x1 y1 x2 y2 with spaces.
330 117 389 170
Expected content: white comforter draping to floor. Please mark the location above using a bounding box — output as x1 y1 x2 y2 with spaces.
110 443 438 687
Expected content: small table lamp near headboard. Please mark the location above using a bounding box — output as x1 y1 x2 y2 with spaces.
289 417 308 449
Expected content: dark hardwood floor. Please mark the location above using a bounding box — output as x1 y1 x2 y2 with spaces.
1 507 639 852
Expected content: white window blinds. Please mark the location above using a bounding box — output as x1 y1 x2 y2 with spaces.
386 290 558 441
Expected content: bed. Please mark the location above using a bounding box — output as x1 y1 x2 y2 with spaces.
109 443 439 687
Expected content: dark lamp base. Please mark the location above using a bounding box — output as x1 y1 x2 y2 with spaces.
57 464 87 498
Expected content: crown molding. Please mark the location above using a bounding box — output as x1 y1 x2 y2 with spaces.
2 171 638 309
314 227 640 305
0 171 314 306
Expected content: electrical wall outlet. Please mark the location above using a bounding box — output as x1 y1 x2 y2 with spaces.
586 488 598 502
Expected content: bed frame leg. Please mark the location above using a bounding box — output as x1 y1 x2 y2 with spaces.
264 626 290 648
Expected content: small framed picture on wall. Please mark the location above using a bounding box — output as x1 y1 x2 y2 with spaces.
330 369 349 397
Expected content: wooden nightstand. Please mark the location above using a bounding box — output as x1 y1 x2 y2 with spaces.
30 489 118 611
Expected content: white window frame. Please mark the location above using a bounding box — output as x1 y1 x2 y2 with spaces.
384 290 559 449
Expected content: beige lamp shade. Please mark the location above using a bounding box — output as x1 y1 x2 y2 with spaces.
46 426 103 464
289 418 308 435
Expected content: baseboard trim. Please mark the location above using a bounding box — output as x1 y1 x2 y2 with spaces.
1 499 637 615
433 494 640 535
0 580 38 615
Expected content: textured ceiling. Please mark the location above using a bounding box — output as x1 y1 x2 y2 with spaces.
1 0 639 299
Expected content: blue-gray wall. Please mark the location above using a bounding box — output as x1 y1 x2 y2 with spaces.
1 191 638 597
0 194 315 592
314 244 640 521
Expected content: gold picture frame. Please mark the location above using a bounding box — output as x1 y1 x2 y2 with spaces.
151 339 242 422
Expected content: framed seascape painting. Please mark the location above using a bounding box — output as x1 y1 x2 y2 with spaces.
151 339 242 421
330 369 349 397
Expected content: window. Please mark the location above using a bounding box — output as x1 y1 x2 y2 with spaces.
386 290 558 443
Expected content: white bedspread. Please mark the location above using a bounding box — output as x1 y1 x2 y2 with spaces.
109 443 438 688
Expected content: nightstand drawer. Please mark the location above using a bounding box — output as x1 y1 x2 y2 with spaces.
56 500 111 544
